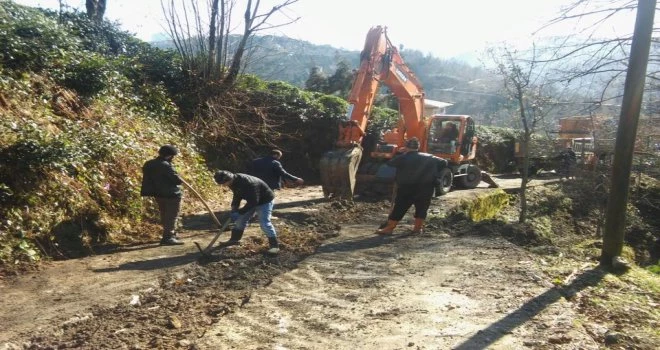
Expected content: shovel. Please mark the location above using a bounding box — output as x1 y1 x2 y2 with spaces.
180 178 231 256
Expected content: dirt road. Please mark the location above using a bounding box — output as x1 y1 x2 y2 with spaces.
1 175 600 349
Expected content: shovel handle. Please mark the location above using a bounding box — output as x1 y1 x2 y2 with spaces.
180 178 223 229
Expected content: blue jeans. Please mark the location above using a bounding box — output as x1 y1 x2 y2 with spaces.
233 201 277 238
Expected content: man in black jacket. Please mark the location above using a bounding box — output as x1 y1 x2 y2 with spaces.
247 149 303 190
376 137 448 235
558 146 577 179
214 170 280 254
140 145 185 245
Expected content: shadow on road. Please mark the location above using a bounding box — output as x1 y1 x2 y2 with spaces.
91 242 173 255
452 267 608 350
181 197 330 232
92 252 201 272
315 233 400 254
182 211 231 231
276 197 328 209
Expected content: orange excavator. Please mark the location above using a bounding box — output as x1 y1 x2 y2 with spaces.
319 26 488 199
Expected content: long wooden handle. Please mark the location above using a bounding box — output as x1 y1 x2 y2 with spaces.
180 178 223 229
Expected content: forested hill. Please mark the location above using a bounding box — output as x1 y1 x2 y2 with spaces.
153 34 359 86
152 33 490 90
153 33 507 120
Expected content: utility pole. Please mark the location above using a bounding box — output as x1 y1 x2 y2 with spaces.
601 0 656 267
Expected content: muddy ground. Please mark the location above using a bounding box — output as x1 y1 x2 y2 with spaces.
0 176 658 349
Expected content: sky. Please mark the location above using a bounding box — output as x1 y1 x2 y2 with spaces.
14 0 639 60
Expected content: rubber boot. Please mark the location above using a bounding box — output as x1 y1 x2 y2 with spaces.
218 228 244 247
160 236 184 245
267 236 280 254
411 218 424 234
375 220 398 235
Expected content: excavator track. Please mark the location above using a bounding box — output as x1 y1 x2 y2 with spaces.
319 147 363 199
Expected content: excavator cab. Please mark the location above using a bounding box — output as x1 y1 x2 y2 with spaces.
425 115 481 190
426 115 477 163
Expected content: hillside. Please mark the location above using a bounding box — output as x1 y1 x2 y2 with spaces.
0 2 347 273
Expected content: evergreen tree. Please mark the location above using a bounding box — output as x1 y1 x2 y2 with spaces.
327 60 353 97
305 66 328 92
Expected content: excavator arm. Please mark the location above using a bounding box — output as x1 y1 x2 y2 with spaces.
320 26 426 199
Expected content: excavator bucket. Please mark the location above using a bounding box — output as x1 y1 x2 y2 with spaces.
319 147 363 199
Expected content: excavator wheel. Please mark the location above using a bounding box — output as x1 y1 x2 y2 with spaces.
434 168 453 196
319 147 363 200
459 165 482 189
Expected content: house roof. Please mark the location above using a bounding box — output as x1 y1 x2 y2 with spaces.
425 99 453 109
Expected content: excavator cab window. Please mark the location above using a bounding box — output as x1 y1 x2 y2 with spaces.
461 118 475 156
428 119 459 154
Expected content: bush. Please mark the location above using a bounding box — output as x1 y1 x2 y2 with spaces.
0 2 80 72
0 4 209 272
475 125 520 173
193 78 350 178
57 11 140 56
60 53 113 97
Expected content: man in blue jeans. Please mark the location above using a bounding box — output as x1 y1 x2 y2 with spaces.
214 170 280 254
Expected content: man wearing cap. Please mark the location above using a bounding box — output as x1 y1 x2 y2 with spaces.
376 137 448 235
140 145 185 245
214 170 280 254
247 149 303 190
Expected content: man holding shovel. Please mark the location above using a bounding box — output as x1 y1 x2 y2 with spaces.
140 145 185 245
213 170 280 254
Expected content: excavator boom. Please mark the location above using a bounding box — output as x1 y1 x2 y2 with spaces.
320 26 425 199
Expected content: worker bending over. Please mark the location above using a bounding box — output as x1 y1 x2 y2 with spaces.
214 170 281 254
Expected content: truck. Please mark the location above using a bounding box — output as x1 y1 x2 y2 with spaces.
514 116 615 175
319 26 488 199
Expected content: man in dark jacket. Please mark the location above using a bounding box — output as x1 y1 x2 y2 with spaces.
376 137 448 235
247 149 303 190
557 146 577 179
214 170 280 254
140 145 184 245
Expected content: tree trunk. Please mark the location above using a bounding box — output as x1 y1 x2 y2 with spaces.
215 0 228 77
85 0 106 23
601 0 656 266
519 131 531 223
206 0 220 80
518 88 530 223
224 0 253 86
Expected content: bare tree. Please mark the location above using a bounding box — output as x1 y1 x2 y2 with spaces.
85 0 106 23
161 0 299 86
535 0 658 106
489 46 555 223
223 0 300 86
